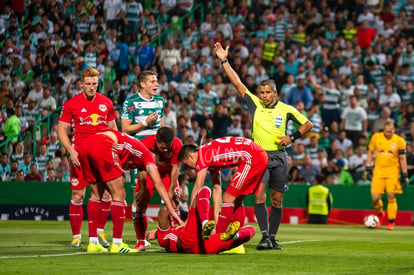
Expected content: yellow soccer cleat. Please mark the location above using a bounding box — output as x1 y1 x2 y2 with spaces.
87 242 108 253
98 232 110 248
220 221 241 241
220 245 246 255
110 243 139 254
69 237 81 248
202 221 216 240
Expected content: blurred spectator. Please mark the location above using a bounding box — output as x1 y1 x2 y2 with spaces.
15 170 25 181
39 87 57 117
335 130 353 155
340 95 368 147
4 159 19 181
286 76 313 110
0 152 10 176
372 106 394 133
163 102 177 134
135 34 155 70
160 39 181 73
104 0 124 31
56 154 70 181
10 141 25 166
24 163 43 181
19 152 36 175
378 84 401 121
227 114 244 138
35 143 51 176
194 81 219 127
45 168 57 182
335 158 354 185
298 155 321 185
2 108 20 146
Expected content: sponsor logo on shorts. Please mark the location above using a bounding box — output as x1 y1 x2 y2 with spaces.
71 178 79 186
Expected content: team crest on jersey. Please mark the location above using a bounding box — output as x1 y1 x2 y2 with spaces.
71 178 79 186
391 143 396 148
99 104 107 112
275 116 283 127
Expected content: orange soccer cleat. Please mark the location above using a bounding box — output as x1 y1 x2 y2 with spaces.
376 211 386 229
387 223 395 231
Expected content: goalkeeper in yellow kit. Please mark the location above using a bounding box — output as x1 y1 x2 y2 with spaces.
365 121 408 230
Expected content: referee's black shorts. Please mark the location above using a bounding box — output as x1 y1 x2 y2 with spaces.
262 150 289 192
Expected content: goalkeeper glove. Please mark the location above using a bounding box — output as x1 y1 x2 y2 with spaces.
364 166 373 181
401 172 409 189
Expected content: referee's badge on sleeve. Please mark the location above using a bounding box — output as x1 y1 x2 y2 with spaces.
275 116 283 128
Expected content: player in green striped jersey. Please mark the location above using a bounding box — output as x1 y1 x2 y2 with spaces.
121 70 165 220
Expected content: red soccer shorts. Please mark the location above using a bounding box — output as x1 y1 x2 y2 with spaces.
226 150 268 197
78 135 124 184
70 164 87 190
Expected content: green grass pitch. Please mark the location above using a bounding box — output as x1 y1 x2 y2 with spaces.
0 221 413 274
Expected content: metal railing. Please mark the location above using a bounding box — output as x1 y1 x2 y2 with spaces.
149 3 205 47
0 132 21 153
32 107 62 155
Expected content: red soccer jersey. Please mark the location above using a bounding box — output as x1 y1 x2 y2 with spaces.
157 226 184 253
59 93 115 150
141 135 183 173
114 131 156 171
196 137 264 173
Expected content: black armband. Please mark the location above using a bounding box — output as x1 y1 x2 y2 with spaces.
290 131 302 142
398 149 406 155
221 59 228 64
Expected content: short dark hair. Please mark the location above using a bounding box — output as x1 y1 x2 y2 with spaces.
259 79 277 92
178 144 198 161
156 127 175 144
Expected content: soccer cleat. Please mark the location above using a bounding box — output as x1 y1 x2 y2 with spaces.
219 245 246 255
202 221 216 240
87 242 108 253
134 240 146 251
271 239 283 250
110 242 139 254
256 236 273 250
69 237 81 248
144 239 151 247
98 232 110 248
387 222 395 231
376 211 386 229
220 221 240 241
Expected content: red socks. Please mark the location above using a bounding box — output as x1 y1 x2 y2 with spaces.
134 211 148 240
97 198 111 231
87 199 100 238
215 202 234 233
69 200 83 236
111 200 125 239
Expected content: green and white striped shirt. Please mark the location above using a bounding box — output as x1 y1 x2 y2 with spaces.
121 93 165 140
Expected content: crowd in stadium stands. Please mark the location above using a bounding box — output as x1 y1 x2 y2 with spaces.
0 0 414 185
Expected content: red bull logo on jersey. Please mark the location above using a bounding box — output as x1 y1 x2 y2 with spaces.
79 113 107 126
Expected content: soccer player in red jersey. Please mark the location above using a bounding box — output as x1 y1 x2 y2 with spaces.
78 129 182 253
178 136 268 236
146 186 255 254
133 126 183 251
57 67 117 249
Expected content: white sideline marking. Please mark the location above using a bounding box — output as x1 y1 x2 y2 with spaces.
0 252 89 259
281 239 322 244
0 240 321 259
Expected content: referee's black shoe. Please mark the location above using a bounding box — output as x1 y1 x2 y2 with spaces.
271 239 282 250
256 236 273 250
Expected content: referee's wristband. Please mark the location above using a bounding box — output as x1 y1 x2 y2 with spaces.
221 59 228 64
142 120 148 127
290 131 302 142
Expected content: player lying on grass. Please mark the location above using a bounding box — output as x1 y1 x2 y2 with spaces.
78 129 183 253
146 186 255 254
178 136 268 236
